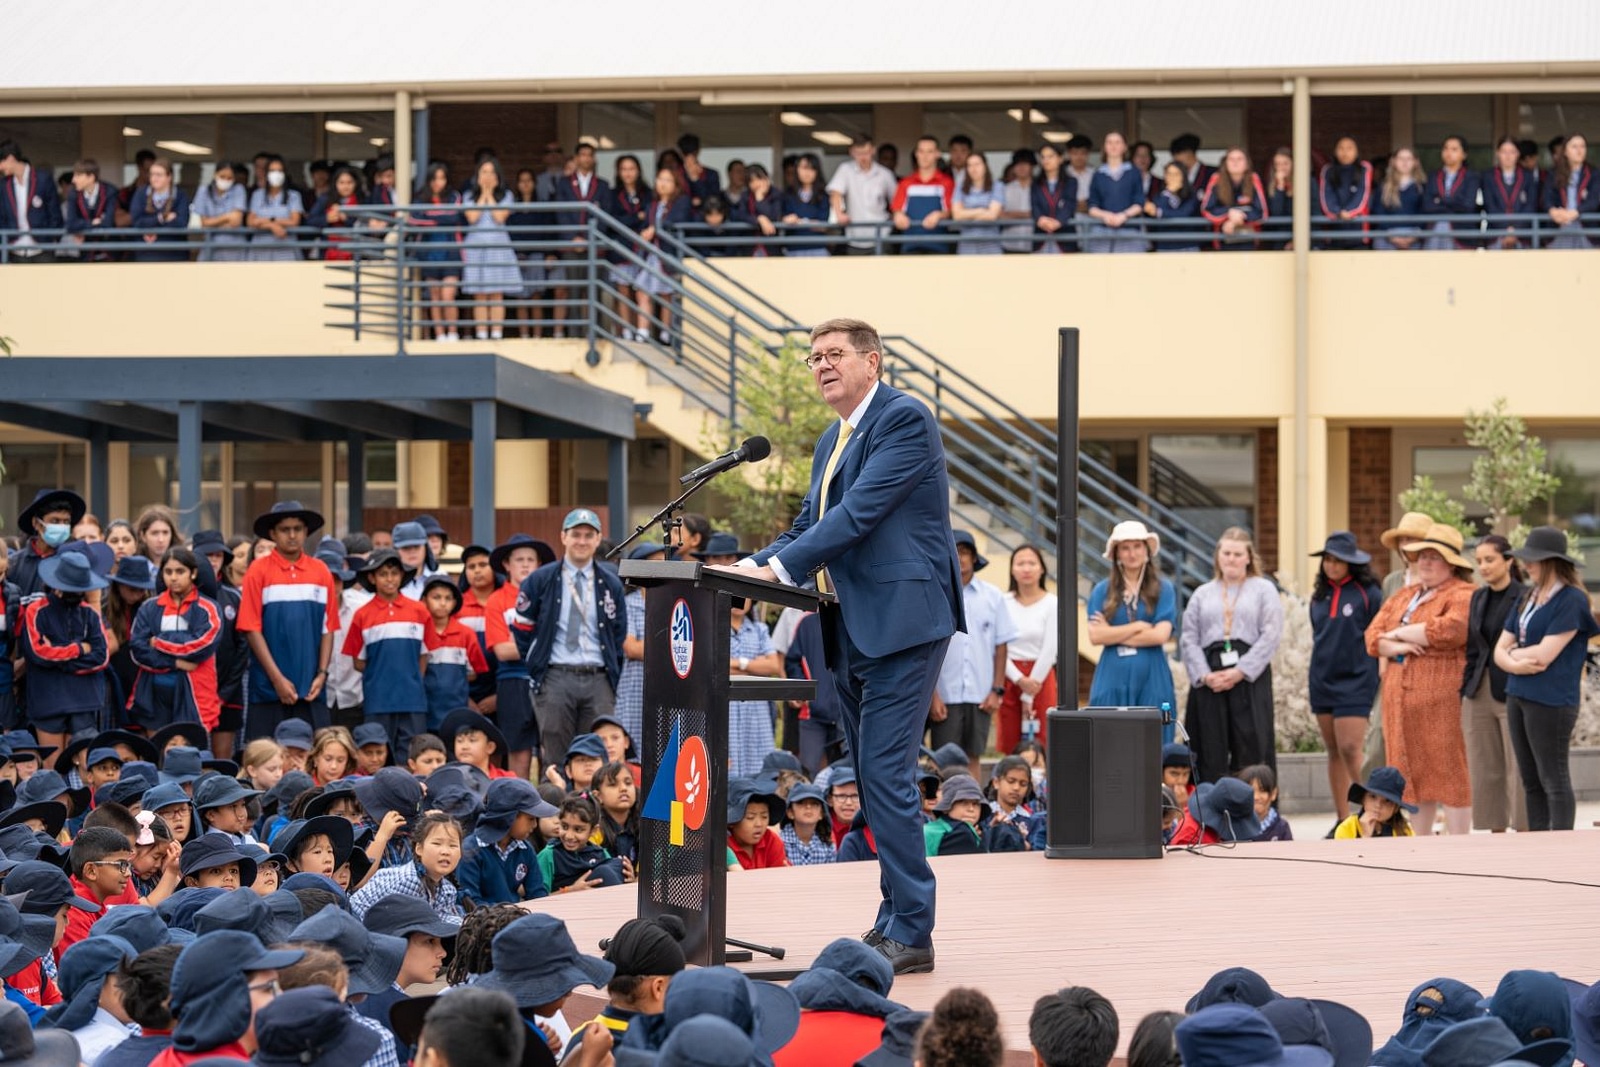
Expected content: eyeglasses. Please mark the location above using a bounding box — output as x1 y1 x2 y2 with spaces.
91 859 133 874
831 792 861 804
802 347 862 370
248 979 281 998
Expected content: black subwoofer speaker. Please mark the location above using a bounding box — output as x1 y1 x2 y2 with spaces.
1045 706 1164 859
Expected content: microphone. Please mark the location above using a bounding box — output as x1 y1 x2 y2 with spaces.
679 435 771 485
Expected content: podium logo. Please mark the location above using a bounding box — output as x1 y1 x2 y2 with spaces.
669 598 694 679
642 720 709 847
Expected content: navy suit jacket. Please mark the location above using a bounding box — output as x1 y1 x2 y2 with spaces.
754 383 964 660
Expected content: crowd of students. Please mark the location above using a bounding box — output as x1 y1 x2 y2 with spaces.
5 128 1599 269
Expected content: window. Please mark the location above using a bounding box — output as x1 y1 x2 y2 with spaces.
0 118 81 173
0 444 85 534
1413 96 1495 169
580 102 657 181
681 104 774 179
1149 434 1256 541
1137 102 1243 166
780 107 873 182
1411 447 1490 533
1518 96 1600 168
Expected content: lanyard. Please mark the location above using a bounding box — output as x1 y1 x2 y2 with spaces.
1400 585 1434 625
1220 581 1242 647
1517 586 1552 646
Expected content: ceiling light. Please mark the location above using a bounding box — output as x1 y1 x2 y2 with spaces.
597 136 616 150
155 140 212 156
368 137 390 147
1008 108 1053 124
780 111 816 127
811 130 853 147
1042 131 1073 144
1007 108 1024 122
122 126 142 137
324 120 363 134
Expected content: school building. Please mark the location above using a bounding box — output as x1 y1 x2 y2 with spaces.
3 4 1600 592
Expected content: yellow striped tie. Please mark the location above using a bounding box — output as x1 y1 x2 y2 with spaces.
814 420 853 596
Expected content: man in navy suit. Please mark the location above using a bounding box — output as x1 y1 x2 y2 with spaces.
729 317 963 974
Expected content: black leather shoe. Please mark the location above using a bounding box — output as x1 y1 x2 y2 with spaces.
861 929 884 947
875 937 935 975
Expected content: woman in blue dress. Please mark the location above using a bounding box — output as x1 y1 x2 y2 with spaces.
1087 520 1178 742
461 157 521 341
1087 131 1147 253
412 163 464 341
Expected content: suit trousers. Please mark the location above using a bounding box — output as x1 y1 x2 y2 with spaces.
1461 676 1527 832
825 605 949 948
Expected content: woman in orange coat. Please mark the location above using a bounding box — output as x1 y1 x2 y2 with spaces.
1365 523 1476 835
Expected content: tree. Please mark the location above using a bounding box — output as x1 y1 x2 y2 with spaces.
699 337 834 548
1462 397 1559 534
1397 475 1471 540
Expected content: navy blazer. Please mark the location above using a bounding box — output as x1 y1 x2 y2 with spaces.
514 561 627 693
63 182 119 235
754 383 964 660
1030 175 1078 249
128 186 192 261
553 172 612 232
0 165 62 234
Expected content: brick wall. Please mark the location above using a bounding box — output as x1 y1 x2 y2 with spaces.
427 104 559 183
1244 95 1396 174
1256 426 1279 574
1348 428 1394 575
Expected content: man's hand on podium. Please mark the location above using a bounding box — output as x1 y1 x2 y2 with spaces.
709 562 778 584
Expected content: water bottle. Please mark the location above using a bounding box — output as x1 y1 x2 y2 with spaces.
1160 701 1172 724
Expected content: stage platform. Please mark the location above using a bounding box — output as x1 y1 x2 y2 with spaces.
536 832 1600 1063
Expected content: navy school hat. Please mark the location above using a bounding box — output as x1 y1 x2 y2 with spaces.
158 887 227 934
190 529 228 558
159 746 206 785
303 778 361 820
254 985 382 1067
415 515 448 540
5 861 97 916
17 488 86 532
352 722 390 750
691 532 740 560
475 778 558 842
930 743 968 770
808 937 896 999
0 799 66 838
270 816 355 872
391 522 428 549
1177 1004 1334 1067
44 934 138 1031
1260 997 1374 1067
2 732 52 760
0 997 80 1067
625 964 801 1061
477 914 614 1008
826 766 857 792
38 550 109 594
785 783 826 808
85 747 124 770
758 751 802 778
289 907 406 996
949 529 988 571
119 761 160 795
202 758 239 778
109 555 158 591
421 573 463 615
856 1010 930 1067
149 723 210 759
436 762 492 803
565 733 609 765
357 547 417 591
193 886 291 945
315 537 357 583
361 893 461 943
192 775 261 812
1188 966 1280 1012
1482 970 1574 1049
274 719 314 751
1162 742 1195 769
727 778 785 826
1187 778 1264 842
1349 766 1419 814
92 730 160 767
179 835 258 886
143 780 197 819
932 773 990 816
1571 979 1600 1067
1419 1016 1570 1067
439 708 509 770
280 872 350 909
260 770 315 820
0 896 59 979
170 930 305 1052
253 500 325 540
90 904 179 952
641 1016 757 1067
14 769 72 808
352 766 423 826
1311 531 1371 565
0 826 67 872
627 541 667 561
100 778 149 810
489 533 556 573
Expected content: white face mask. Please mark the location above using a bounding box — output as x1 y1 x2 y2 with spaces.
267 171 286 189
214 177 234 193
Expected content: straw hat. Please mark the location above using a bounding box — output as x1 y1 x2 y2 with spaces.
1380 511 1434 551
1104 520 1160 560
1400 523 1475 571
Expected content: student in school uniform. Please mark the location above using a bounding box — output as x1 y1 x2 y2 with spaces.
638 168 693 343
420 575 488 733
343 550 439 755
412 163 465 342
1481 135 1541 249
0 140 63 261
1169 133 1215 195
307 166 367 262
1372 146 1427 250
551 142 612 336
1085 131 1146 253
1145 161 1204 251
606 155 654 341
890 136 956 254
128 549 223 734
62 159 118 261
1201 147 1269 250
454 544 499 714
1543 133 1599 249
676 134 722 215
1029 144 1077 254
482 534 554 778
1317 136 1373 249
731 164 783 258
128 158 190 263
19 551 110 753
780 153 832 257
1421 135 1482 249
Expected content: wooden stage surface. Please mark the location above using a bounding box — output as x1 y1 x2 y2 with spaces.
537 832 1600 1061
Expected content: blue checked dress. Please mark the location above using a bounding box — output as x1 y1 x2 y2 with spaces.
728 616 777 778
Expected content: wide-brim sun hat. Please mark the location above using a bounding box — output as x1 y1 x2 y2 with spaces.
1103 520 1160 560
253 500 325 540
1380 511 1434 551
37 551 109 594
1400 523 1475 571
1310 531 1371 566
1510 525 1581 567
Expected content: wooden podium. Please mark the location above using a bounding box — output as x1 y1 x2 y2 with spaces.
618 559 827 965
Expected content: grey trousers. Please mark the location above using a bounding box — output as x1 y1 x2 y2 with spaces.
1461 677 1528 831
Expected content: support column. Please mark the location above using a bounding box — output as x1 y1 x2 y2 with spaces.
347 433 367 536
471 401 497 547
88 429 110 521
607 437 628 539
177 402 203 537
1291 75 1312 592
393 91 413 205
413 106 430 188
1277 416 1328 593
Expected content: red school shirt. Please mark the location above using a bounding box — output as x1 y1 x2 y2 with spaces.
148 1040 250 1067
728 829 789 870
5 959 60 1007
58 875 140 962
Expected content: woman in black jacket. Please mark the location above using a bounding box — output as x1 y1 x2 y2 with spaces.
1461 535 1528 832
1308 532 1382 825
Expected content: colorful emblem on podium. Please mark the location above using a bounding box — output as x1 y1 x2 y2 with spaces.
642 719 709 846
669 598 694 679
